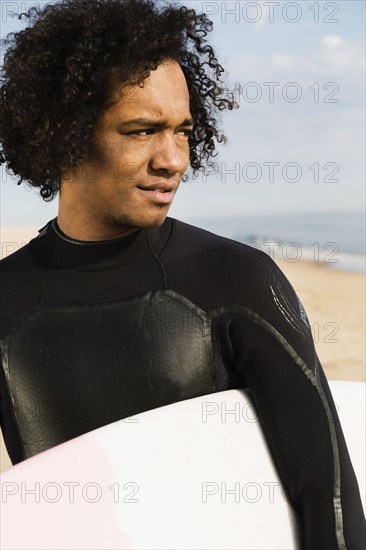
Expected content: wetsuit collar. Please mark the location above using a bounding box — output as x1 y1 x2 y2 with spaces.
51 218 141 246
31 216 173 271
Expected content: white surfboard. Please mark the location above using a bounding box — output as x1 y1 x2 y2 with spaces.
0 381 365 550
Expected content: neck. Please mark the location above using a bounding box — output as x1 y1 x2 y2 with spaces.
57 190 140 241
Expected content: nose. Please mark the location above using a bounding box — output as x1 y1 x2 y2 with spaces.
149 131 189 176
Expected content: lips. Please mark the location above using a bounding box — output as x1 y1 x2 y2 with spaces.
137 182 177 193
137 184 176 204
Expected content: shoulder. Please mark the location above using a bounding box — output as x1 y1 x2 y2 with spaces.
0 240 43 301
171 217 269 267
0 238 47 339
169 218 286 291
0 220 51 276
0 242 35 272
170 219 311 336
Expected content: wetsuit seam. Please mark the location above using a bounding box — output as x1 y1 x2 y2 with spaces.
147 230 169 290
0 290 211 344
157 217 175 259
314 354 346 550
26 241 49 274
27 224 57 306
0 345 27 462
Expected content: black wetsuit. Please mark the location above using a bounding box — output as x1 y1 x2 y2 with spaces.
0 216 365 548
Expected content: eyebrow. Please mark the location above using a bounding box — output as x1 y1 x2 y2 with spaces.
117 117 194 129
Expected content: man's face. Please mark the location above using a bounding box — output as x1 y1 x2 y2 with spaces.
60 60 193 238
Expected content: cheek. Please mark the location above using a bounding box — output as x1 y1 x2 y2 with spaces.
112 144 149 186
87 133 149 186
119 162 141 186
89 144 128 183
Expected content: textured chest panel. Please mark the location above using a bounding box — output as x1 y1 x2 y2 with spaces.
1 290 215 458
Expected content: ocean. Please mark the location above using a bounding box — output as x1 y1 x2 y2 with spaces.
186 211 366 274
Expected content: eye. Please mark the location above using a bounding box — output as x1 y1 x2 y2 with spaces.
128 129 155 136
177 129 194 137
127 128 193 137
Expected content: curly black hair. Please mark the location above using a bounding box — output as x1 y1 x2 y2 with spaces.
0 0 238 201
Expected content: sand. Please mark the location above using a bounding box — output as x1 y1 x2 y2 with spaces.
274 258 365 382
1 250 365 471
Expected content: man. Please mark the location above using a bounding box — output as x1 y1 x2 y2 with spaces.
0 0 365 547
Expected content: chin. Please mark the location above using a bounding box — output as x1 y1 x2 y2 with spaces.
106 209 168 231
122 213 169 231
140 214 168 229
137 207 172 228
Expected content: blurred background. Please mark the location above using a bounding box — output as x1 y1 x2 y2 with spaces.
0 1 365 470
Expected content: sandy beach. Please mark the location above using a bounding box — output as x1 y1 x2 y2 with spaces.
275 258 365 382
1 242 365 471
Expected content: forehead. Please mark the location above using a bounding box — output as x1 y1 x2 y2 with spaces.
102 61 191 124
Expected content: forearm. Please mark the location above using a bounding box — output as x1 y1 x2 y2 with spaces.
228 312 366 549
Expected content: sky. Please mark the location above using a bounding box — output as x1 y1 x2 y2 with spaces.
0 0 365 231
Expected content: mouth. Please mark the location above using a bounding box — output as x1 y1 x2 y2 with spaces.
137 184 176 204
138 188 171 193
137 183 176 193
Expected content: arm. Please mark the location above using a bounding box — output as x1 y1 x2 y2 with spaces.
212 254 365 549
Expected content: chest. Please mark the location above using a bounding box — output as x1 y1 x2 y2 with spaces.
1 290 217 458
